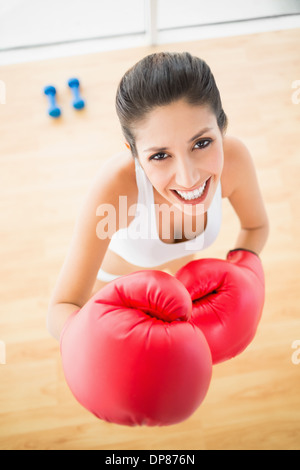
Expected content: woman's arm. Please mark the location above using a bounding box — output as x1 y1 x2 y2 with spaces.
222 136 269 255
47 152 134 341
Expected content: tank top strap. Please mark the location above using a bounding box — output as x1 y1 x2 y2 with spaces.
134 158 154 207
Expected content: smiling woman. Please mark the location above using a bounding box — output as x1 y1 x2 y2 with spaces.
48 52 269 352
46 49 270 429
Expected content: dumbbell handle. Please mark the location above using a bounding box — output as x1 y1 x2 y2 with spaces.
48 93 56 109
72 86 80 102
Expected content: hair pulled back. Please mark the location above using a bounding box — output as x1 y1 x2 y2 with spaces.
116 52 227 157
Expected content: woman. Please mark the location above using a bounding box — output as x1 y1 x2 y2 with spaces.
47 52 269 341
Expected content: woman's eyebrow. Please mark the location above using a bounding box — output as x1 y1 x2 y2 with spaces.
143 127 213 154
144 127 213 153
188 127 213 143
144 145 169 154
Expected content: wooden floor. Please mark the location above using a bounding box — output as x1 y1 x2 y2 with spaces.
0 28 300 450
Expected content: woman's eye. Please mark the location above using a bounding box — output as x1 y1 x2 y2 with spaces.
194 139 211 149
150 153 168 161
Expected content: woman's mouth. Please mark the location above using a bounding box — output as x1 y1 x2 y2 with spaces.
171 177 211 205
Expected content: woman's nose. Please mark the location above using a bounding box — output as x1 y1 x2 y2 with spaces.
174 158 200 189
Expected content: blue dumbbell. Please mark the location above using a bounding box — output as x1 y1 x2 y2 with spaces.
43 85 61 118
68 78 85 110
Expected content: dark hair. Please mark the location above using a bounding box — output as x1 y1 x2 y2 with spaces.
116 51 228 157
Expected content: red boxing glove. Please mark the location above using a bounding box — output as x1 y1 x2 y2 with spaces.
60 270 212 426
175 249 265 364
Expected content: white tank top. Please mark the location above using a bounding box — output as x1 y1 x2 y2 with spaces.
107 158 222 267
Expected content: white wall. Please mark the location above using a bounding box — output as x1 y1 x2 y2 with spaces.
0 0 144 50
0 0 299 64
157 0 300 29
1 0 299 50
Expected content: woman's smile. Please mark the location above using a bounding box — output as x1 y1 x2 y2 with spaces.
171 175 212 205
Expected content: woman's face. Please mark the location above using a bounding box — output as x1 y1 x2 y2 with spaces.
134 99 224 215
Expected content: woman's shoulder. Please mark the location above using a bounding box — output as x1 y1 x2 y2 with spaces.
79 149 138 234
90 149 138 204
221 135 254 198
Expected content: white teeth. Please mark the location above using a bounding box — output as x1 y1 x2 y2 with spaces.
175 179 208 201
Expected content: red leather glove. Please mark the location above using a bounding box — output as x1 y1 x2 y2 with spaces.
175 249 265 364
60 270 212 426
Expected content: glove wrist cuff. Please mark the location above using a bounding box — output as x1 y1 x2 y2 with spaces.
227 248 259 259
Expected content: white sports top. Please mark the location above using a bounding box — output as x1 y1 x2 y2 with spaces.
106 158 222 268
